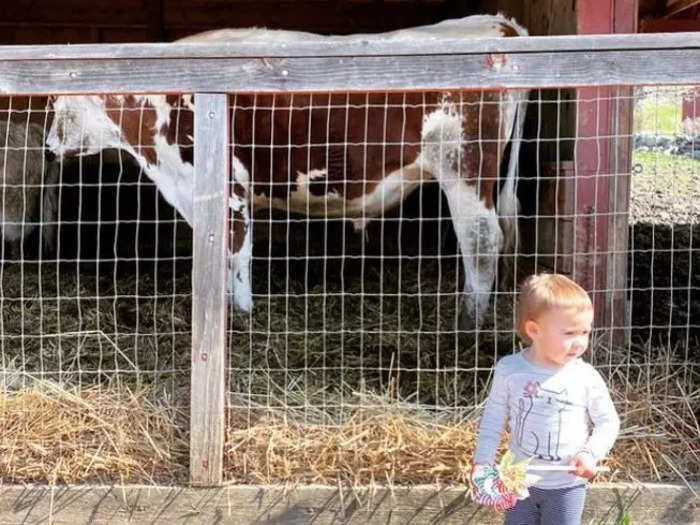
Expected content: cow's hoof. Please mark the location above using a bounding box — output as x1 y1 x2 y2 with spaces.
230 290 253 313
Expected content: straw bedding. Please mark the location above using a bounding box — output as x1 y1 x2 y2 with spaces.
0 225 697 487
1 360 697 486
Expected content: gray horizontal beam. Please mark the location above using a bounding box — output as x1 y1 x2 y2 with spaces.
1 48 699 95
0 483 697 524
1 31 700 60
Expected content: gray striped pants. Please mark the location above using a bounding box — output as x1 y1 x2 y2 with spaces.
504 484 587 525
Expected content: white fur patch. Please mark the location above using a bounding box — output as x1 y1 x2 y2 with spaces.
47 96 125 157
229 155 252 311
251 164 424 219
420 98 463 186
352 218 370 232
419 98 504 327
181 94 196 112
176 14 527 44
135 95 172 131
151 134 194 225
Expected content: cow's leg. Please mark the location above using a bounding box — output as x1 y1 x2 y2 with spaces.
229 157 252 312
421 99 503 330
441 183 503 330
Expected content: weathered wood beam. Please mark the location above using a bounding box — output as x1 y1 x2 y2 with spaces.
1 45 700 95
190 93 228 486
4 31 700 60
0 483 697 524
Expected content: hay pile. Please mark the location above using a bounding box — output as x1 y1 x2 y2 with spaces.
0 358 697 486
601 348 700 484
222 355 699 486
225 400 478 486
229 257 519 409
0 381 188 484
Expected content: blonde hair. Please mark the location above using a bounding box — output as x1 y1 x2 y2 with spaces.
516 273 593 344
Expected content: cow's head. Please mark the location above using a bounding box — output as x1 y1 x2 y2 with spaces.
47 95 126 160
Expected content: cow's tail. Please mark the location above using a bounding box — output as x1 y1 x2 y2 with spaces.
497 90 527 280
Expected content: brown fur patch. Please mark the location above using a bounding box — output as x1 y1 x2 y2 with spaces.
104 95 159 165
98 89 512 215
230 209 248 253
165 95 194 166
499 22 519 38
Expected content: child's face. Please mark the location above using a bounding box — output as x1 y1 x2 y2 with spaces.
525 307 593 369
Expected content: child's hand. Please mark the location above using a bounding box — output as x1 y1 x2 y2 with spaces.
570 451 596 479
470 462 490 496
470 463 518 511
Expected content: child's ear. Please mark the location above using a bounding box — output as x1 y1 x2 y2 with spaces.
524 319 539 341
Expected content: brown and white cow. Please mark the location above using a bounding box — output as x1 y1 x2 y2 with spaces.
47 14 528 329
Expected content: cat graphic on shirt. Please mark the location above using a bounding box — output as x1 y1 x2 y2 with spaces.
515 380 573 461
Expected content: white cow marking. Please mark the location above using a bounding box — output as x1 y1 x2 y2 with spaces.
151 134 194 225
251 164 424 219
134 95 172 131
229 155 253 311
420 99 503 327
181 94 196 112
46 96 124 158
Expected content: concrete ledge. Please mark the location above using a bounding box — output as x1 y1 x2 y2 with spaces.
0 482 697 524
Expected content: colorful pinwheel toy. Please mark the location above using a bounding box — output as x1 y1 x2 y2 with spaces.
470 451 610 512
471 452 536 511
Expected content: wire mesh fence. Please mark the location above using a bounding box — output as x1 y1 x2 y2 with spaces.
221 86 699 485
0 42 698 489
0 96 192 484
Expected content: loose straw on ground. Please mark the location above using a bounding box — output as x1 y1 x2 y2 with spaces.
0 362 697 487
0 382 188 484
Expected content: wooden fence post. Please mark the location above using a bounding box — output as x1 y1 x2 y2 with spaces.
190 93 229 486
574 0 635 347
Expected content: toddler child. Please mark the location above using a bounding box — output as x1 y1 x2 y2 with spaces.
472 273 620 525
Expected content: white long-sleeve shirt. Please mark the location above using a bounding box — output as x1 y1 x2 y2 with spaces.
473 350 620 489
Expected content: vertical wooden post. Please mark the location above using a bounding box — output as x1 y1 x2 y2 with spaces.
608 0 636 347
681 87 700 131
608 84 633 347
574 0 614 330
190 93 228 486
574 85 611 329
575 0 636 346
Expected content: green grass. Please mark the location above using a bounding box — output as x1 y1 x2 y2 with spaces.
615 514 631 525
634 97 682 135
633 150 699 183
